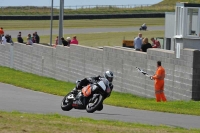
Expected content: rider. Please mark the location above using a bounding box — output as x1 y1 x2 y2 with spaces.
72 71 114 97
141 23 147 30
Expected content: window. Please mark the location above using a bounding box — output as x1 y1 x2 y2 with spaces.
186 8 199 36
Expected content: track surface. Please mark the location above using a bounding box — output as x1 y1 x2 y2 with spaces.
0 83 200 129
6 26 164 37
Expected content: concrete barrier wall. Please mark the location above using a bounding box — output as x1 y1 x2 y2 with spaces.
0 43 200 101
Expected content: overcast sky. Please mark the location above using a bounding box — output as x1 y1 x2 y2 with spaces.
1 0 162 6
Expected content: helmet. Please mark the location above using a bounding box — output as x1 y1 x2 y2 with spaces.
104 71 114 82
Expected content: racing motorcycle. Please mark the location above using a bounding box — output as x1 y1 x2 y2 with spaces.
61 78 111 113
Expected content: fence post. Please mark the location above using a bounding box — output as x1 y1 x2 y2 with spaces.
10 43 14 68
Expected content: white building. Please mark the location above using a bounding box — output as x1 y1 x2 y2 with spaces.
165 2 200 52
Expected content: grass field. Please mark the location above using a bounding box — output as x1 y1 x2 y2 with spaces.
0 66 200 116
0 18 165 30
157 0 200 5
0 5 173 15
1 111 199 133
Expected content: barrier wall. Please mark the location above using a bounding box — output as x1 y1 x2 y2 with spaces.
0 13 165 20
0 43 200 101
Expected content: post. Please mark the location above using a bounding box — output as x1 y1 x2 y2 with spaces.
189 9 193 34
50 0 53 46
58 0 64 45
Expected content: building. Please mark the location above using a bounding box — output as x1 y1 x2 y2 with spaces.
165 2 200 52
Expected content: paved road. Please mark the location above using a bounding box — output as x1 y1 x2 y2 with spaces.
6 26 164 37
0 83 200 129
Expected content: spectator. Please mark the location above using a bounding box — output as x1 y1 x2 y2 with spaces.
66 37 71 45
32 33 36 43
5 34 11 43
141 38 152 52
134 33 142 51
1 34 7 45
0 27 4 42
70 35 78 45
26 34 33 45
61 37 69 47
17 32 21 38
151 37 161 48
0 27 4 36
53 36 58 47
35 32 40 43
17 34 24 43
8 35 13 43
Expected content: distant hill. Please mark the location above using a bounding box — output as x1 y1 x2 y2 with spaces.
157 0 200 5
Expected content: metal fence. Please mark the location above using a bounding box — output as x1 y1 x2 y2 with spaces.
0 4 175 15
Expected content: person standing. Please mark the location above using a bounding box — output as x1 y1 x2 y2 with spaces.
1 34 7 45
151 37 161 48
70 35 78 45
134 33 142 51
150 61 167 102
61 37 69 47
66 37 71 45
17 34 24 43
0 27 4 43
35 32 40 43
53 36 58 47
141 38 152 52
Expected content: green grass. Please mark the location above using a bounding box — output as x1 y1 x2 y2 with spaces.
12 30 165 47
0 66 200 116
157 0 200 5
1 111 199 133
0 6 172 15
0 18 164 30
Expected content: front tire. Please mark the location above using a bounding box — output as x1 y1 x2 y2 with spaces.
97 104 103 111
86 94 104 113
61 93 73 111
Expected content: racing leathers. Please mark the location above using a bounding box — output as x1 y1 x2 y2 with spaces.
72 76 113 98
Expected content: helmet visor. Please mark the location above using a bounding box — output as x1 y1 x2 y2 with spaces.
107 77 113 82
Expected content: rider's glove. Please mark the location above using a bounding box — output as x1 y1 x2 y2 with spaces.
150 76 153 80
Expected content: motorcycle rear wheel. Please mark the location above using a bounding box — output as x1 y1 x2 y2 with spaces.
61 93 73 111
86 94 103 113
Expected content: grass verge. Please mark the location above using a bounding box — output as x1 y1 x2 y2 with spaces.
0 66 200 116
0 111 200 133
0 18 164 30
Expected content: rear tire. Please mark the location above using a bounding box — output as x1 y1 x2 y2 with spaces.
86 94 104 113
61 93 73 111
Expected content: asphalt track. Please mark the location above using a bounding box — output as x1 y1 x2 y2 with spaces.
0 83 200 129
6 26 164 37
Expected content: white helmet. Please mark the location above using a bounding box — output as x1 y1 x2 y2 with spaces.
104 71 114 82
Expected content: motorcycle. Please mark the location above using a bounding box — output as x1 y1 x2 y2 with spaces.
61 78 111 113
139 26 147 31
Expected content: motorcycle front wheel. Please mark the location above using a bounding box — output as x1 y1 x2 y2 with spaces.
86 94 104 113
61 93 73 111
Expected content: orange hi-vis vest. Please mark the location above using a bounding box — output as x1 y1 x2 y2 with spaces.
152 66 165 91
